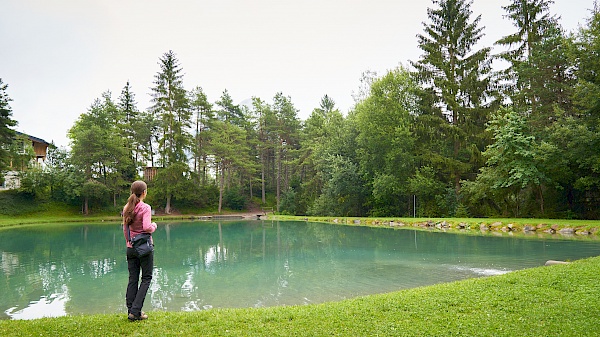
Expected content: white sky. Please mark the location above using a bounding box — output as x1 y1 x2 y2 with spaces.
0 0 594 148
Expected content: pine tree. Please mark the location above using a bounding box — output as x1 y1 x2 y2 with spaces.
0 78 17 173
216 89 245 126
189 86 214 183
272 93 301 212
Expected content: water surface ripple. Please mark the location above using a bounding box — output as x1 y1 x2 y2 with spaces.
2 220 599 319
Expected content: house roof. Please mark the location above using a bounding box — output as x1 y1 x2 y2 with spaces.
15 131 50 146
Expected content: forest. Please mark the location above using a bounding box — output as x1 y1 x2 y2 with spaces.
1 0 600 219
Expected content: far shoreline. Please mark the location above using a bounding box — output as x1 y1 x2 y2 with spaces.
2 213 600 241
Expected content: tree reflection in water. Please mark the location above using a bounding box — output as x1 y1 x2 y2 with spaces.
2 220 600 319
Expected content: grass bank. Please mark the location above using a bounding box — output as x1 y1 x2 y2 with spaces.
270 215 600 239
1 256 599 336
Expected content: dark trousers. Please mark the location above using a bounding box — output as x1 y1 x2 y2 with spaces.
126 247 153 316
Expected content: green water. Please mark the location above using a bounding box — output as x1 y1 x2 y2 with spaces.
2 220 599 320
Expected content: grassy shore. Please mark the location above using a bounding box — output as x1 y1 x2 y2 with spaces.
270 215 600 239
1 255 599 336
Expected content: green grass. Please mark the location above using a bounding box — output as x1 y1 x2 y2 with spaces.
271 215 600 238
1 256 599 336
272 215 600 226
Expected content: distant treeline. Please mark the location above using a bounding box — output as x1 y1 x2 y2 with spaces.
2 0 600 219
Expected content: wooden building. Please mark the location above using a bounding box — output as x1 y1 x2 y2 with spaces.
1 132 50 190
15 131 50 165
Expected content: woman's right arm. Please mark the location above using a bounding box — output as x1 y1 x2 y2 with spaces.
141 204 157 233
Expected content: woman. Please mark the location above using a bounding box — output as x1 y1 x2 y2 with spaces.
122 180 157 321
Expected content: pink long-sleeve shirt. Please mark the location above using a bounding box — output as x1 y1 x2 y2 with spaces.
123 201 157 248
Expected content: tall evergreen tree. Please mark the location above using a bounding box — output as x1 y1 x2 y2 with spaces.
496 0 556 62
522 21 573 126
210 120 252 213
411 0 495 193
253 97 276 203
189 86 214 183
495 0 557 113
116 81 146 178
150 50 192 167
555 4 600 218
216 89 245 126
272 92 301 212
0 79 17 174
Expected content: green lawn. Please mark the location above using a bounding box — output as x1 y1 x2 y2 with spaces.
1 255 599 336
271 215 600 237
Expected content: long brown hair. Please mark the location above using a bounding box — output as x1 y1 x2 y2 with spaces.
123 180 147 226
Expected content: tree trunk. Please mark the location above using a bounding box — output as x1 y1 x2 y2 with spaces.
261 146 266 203
261 166 266 204
218 163 225 213
538 184 545 215
165 194 171 214
276 147 281 212
202 155 207 185
83 197 89 215
249 176 253 199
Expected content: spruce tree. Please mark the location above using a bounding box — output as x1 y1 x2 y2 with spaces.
411 0 495 192
117 81 142 169
150 50 192 167
496 0 557 113
0 78 17 173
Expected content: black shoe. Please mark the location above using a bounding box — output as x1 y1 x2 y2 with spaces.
128 312 148 321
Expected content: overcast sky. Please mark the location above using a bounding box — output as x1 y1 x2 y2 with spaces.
1 0 595 148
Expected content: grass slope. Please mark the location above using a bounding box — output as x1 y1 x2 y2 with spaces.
2 256 599 336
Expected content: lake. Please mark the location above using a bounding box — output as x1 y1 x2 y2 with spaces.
2 220 599 320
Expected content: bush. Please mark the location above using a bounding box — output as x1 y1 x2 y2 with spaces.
0 190 41 215
224 188 246 210
279 188 297 215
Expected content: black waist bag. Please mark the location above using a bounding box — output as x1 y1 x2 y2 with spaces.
131 233 154 257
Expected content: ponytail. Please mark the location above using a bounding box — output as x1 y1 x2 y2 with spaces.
123 193 140 226
123 180 147 226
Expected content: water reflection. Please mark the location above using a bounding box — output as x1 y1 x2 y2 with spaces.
1 220 600 320
5 285 69 320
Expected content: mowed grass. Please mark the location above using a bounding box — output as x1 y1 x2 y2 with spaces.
2 256 599 337
273 215 600 228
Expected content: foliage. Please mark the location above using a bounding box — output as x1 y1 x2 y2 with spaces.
223 187 246 210
151 162 193 214
278 188 297 215
68 92 132 214
81 179 110 209
0 190 46 215
0 78 17 173
150 50 192 167
308 155 366 217
354 67 417 216
411 0 496 195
